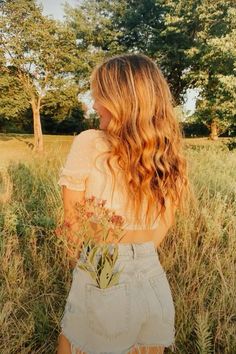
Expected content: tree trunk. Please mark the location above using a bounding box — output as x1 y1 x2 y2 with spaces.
209 119 218 141
32 99 43 152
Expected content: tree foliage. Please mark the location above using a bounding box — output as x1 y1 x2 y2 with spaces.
182 0 236 138
0 0 235 141
65 0 236 138
0 0 81 151
64 0 196 103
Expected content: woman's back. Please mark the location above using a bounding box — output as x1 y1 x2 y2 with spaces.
58 128 177 248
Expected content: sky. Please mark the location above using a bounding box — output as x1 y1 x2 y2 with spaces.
38 0 197 117
38 0 77 21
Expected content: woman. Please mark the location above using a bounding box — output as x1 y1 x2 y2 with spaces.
57 53 191 354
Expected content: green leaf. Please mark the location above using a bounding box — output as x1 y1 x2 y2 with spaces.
107 271 122 287
111 244 119 265
96 254 103 276
77 263 92 273
105 253 113 267
99 258 113 289
87 245 98 265
88 271 97 282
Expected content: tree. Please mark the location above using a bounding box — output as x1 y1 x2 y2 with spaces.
182 0 236 140
63 0 118 88
65 0 195 104
66 0 236 139
0 0 78 151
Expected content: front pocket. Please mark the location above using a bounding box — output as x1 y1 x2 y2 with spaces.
148 272 175 326
85 282 131 339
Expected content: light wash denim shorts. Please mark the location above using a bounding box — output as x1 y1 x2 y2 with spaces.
60 241 176 354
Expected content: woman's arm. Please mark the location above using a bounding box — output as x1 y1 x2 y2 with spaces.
60 186 86 268
155 196 177 248
56 131 98 267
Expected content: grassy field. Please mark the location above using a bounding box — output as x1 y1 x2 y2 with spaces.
0 134 236 353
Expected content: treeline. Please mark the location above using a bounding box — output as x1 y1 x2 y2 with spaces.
1 114 235 138
0 0 235 150
0 107 99 135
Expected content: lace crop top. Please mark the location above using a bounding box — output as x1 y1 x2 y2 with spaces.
57 129 159 230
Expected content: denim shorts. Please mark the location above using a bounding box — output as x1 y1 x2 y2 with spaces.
60 241 176 354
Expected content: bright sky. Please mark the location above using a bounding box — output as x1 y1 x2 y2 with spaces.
38 0 77 21
38 0 196 117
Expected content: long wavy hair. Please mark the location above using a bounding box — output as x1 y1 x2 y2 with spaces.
90 53 192 229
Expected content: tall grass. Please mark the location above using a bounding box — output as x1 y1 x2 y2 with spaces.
0 157 71 353
161 143 236 353
0 140 235 353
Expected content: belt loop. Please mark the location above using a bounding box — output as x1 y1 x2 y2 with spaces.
131 244 136 259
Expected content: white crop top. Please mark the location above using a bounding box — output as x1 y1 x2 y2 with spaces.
57 129 159 230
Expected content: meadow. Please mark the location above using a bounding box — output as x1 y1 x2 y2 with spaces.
0 134 235 354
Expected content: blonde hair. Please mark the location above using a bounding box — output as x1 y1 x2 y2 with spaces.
90 53 192 229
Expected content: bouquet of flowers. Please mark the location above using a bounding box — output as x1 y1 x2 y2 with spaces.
56 195 126 289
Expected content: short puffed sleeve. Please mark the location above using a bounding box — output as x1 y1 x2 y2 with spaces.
57 129 96 191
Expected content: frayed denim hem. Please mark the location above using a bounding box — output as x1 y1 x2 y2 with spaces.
60 329 133 354
60 330 177 354
70 342 133 354
60 329 176 354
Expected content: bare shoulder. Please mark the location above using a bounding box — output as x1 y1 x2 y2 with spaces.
75 128 101 140
79 128 100 135
72 129 104 149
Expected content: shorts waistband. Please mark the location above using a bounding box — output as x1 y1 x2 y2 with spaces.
116 241 157 257
79 241 157 260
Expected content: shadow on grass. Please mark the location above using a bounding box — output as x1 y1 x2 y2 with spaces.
14 136 34 150
223 138 236 151
0 134 34 149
